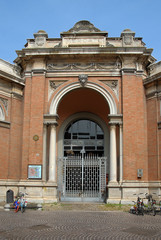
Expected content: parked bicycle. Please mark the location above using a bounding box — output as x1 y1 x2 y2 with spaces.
143 193 156 216
130 193 144 215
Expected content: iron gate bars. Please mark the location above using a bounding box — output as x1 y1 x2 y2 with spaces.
58 155 106 202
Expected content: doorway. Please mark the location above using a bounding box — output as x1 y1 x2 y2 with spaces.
58 119 107 202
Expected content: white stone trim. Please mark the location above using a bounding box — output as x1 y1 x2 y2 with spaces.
0 105 5 121
109 124 117 182
49 82 117 115
119 124 123 182
49 124 57 182
42 125 47 181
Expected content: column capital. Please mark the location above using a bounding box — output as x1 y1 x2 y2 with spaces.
44 114 59 126
108 114 123 125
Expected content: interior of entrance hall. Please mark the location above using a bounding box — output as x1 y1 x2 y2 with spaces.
64 119 104 156
57 88 110 126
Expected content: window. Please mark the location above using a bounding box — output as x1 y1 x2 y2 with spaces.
64 119 104 156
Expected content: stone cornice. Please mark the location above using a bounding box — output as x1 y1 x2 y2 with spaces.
0 70 24 85
15 46 149 59
0 59 24 84
143 72 161 85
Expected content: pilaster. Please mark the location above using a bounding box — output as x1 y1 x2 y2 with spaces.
44 114 59 182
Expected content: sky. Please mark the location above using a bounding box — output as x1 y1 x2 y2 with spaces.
1 0 161 64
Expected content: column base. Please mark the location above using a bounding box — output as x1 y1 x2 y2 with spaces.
108 181 119 186
107 182 121 200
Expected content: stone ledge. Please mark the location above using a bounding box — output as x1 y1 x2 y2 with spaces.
0 180 57 187
4 203 42 211
0 120 10 128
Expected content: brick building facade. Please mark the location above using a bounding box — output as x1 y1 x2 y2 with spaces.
0 21 161 203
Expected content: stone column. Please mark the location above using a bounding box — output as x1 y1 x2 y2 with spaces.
42 124 47 181
109 124 117 182
119 124 123 182
49 124 57 182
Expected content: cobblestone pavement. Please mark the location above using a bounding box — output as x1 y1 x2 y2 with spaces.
0 209 161 240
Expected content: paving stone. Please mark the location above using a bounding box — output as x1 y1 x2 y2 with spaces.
0 210 161 239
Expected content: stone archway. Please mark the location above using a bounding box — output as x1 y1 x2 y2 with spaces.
49 81 117 115
46 80 122 188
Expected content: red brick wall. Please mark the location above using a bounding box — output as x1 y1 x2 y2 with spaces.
21 77 32 179
0 96 23 179
0 127 10 179
159 128 161 180
147 97 160 180
21 74 46 179
122 74 148 180
8 97 23 179
158 99 161 180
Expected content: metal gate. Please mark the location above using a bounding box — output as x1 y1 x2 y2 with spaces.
58 155 106 202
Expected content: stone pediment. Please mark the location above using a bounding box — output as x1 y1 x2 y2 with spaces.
61 21 108 47
61 20 108 36
66 20 101 33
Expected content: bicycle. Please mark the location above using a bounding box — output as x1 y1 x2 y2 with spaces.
130 193 144 215
144 193 156 216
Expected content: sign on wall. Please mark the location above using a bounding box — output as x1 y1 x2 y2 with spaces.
28 165 42 179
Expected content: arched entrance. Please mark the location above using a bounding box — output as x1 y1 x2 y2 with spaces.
57 114 109 202
47 80 122 202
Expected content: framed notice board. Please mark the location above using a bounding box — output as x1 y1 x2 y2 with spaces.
28 165 42 179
